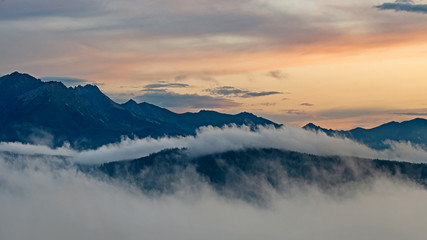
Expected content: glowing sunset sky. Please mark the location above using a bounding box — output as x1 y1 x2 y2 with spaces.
1 0 427 129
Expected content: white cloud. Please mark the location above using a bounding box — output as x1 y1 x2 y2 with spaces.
3 125 427 164
0 142 75 156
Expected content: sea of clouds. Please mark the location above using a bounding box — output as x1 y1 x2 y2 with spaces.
1 153 426 240
1 125 427 239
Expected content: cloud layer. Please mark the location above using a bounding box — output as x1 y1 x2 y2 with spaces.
2 124 427 239
2 125 427 164
1 153 427 240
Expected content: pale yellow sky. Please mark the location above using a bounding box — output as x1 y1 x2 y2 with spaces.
99 40 427 129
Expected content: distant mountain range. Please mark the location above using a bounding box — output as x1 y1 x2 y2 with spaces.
2 71 427 151
304 118 427 149
0 72 279 149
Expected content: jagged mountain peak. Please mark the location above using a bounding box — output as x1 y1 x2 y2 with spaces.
73 84 102 94
124 99 138 106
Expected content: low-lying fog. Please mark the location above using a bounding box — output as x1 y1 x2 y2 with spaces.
1 125 427 240
1 154 426 240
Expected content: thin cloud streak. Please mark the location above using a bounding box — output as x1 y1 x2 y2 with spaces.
207 86 282 98
144 83 190 89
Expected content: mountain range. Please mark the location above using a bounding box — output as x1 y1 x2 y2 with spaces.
304 118 427 149
2 71 427 151
0 72 279 149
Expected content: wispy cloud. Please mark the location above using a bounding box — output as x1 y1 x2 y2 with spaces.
206 86 247 96
144 83 190 89
207 86 282 98
243 91 282 97
285 109 312 116
260 102 276 106
300 103 314 107
393 112 427 116
135 91 240 109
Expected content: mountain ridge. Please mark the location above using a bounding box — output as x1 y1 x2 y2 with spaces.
304 118 427 149
0 72 280 149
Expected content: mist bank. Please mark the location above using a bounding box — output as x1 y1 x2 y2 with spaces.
1 153 427 240
2 125 427 164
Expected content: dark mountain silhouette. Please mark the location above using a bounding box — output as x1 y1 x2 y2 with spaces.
304 118 427 149
0 72 279 149
86 148 427 204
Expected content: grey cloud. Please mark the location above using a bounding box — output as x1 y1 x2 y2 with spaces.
135 91 240 109
207 86 247 96
144 83 190 89
207 86 282 98
300 103 314 107
375 1 427 14
242 91 281 98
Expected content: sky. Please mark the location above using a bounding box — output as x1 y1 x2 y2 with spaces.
1 0 427 129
